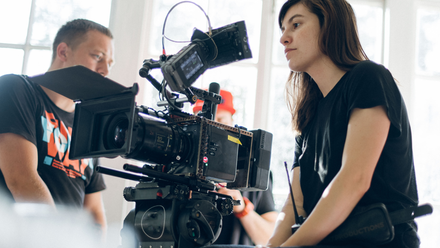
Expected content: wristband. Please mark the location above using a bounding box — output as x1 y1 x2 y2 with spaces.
234 196 254 218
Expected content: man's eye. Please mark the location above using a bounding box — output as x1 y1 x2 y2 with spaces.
93 54 102 60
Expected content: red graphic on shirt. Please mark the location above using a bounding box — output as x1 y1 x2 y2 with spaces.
42 111 91 179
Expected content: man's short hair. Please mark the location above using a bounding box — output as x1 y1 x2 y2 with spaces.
51 18 113 62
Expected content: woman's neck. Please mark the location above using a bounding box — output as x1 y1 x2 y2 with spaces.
307 57 347 97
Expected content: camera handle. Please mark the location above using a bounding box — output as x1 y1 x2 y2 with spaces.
139 56 184 110
139 57 165 93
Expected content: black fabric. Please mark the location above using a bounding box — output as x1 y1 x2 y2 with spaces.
214 173 276 245
205 245 362 248
293 61 419 247
0 74 106 208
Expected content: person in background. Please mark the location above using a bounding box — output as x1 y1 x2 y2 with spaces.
267 0 419 247
0 19 114 237
193 89 278 246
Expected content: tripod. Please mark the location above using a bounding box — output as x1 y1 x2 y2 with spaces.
97 164 236 248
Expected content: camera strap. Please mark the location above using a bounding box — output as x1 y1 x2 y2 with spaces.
285 160 433 224
284 162 433 245
284 161 433 245
320 202 433 245
388 203 433 225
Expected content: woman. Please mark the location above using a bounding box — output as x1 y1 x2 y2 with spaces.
267 0 419 247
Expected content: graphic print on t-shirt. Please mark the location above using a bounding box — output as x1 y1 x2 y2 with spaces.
41 111 92 180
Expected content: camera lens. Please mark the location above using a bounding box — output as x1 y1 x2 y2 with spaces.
113 119 128 148
104 113 129 150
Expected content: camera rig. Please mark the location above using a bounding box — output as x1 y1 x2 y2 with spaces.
30 18 272 248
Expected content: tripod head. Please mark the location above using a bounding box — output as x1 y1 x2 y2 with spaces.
97 164 237 248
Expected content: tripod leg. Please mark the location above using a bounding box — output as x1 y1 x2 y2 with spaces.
120 209 137 248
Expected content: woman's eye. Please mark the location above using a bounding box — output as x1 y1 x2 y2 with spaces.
293 23 300 28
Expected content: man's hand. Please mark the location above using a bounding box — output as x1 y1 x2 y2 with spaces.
215 183 278 245
216 184 245 213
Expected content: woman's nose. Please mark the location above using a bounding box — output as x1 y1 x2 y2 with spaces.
280 32 291 46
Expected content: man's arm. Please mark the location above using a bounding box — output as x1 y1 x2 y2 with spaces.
217 187 278 245
84 191 107 238
237 208 278 245
0 133 55 206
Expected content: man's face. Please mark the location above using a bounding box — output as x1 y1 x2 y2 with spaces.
64 30 114 76
215 109 234 126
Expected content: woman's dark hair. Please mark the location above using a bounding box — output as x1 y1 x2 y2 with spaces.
279 0 368 133
51 19 113 63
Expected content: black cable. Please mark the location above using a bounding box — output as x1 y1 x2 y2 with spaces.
284 161 302 225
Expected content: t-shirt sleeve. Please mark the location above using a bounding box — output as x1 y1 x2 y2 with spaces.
85 158 106 194
292 134 303 169
254 172 276 215
0 74 39 145
345 61 403 134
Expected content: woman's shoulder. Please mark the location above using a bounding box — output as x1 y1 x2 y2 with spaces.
344 60 395 89
350 60 389 75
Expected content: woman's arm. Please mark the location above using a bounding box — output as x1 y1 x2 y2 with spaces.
278 106 391 246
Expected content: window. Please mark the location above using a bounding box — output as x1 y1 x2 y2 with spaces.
0 0 111 76
412 2 440 247
142 0 263 129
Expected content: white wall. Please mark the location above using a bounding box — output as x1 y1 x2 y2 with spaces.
103 0 153 230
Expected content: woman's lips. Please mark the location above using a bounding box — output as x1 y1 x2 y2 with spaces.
285 48 296 58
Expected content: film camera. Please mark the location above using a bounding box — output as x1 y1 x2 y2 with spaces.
31 19 272 248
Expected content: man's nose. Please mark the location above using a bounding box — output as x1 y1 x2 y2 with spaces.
97 62 110 77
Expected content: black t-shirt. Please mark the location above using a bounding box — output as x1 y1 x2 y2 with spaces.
214 174 276 245
0 74 106 208
293 61 419 246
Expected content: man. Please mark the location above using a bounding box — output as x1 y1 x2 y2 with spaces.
0 19 114 234
193 89 278 245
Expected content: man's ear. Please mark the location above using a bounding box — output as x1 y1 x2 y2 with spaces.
56 42 70 62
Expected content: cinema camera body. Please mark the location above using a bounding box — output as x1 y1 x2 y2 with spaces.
32 19 272 248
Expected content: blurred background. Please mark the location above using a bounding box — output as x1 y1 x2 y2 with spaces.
0 0 438 247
